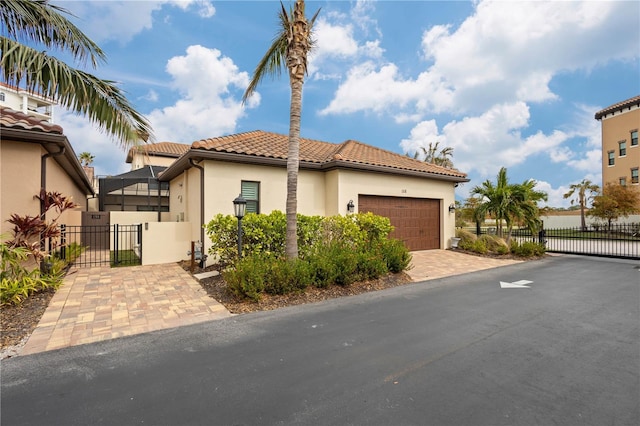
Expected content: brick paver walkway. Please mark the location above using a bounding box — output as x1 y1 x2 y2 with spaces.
406 249 522 283
21 263 231 355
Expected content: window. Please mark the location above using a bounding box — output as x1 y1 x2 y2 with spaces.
631 130 638 147
241 181 260 213
619 141 626 156
0 92 5 102
608 151 615 166
619 177 626 186
632 168 639 184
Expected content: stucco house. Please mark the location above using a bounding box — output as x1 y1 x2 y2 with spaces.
0 107 94 237
159 130 469 253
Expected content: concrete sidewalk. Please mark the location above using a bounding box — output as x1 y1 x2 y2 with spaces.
19 250 522 356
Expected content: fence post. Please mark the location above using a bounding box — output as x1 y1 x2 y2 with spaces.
60 224 66 261
114 223 119 265
138 223 143 265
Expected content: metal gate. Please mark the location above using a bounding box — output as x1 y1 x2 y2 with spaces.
56 224 143 267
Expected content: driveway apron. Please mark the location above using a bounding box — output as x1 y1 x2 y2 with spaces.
20 263 232 355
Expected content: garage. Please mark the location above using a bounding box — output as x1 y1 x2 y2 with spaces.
358 195 441 251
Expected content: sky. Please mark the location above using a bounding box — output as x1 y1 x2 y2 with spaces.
49 0 640 207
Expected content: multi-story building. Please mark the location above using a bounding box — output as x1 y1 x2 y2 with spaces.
595 95 640 193
0 82 55 123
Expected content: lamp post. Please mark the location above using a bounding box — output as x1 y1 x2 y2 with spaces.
233 194 247 258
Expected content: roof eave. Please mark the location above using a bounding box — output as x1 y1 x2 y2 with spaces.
159 149 469 183
1 128 95 196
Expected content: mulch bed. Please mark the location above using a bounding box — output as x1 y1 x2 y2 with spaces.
1 287 56 349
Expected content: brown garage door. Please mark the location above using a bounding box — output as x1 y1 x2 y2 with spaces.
358 195 440 251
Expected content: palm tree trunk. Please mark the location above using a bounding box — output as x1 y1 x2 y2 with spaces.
285 79 303 259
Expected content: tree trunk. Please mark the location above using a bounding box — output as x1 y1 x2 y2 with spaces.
285 78 303 259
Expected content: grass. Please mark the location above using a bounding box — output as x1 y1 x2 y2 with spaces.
110 250 141 267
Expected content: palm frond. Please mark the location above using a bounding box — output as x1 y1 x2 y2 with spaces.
1 38 153 147
0 0 105 68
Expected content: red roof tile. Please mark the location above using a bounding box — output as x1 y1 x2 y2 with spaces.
0 106 63 134
192 130 467 179
126 141 190 162
594 95 640 120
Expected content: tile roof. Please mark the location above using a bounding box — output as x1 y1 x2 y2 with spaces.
0 106 63 134
126 141 190 162
191 130 467 179
594 95 640 120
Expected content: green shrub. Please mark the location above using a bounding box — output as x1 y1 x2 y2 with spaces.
0 241 64 306
328 243 359 286
354 212 393 249
356 248 388 280
470 239 488 254
264 257 312 295
510 241 545 258
222 254 268 301
306 252 338 288
456 229 477 250
381 239 412 273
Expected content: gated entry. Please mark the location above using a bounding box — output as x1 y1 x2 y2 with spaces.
58 223 142 267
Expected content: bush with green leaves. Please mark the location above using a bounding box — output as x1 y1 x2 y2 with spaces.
211 212 411 301
1 238 65 306
381 239 413 273
510 241 545 258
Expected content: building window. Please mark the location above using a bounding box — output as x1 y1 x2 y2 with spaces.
632 168 639 184
619 141 626 157
619 177 626 186
0 92 5 102
607 151 615 166
241 181 260 214
631 130 638 147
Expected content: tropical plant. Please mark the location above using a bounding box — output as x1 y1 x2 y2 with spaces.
0 0 153 147
420 142 454 169
242 0 320 259
471 167 547 243
563 179 600 231
6 190 78 261
588 183 640 229
78 151 95 167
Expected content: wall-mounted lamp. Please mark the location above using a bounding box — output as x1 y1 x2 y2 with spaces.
448 203 456 213
347 199 355 214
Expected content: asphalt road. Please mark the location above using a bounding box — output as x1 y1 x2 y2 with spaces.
2 255 639 426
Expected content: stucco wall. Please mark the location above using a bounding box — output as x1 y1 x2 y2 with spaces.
141 221 193 265
601 107 639 192
1 140 86 236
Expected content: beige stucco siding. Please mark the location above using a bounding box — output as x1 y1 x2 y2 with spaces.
1 140 86 235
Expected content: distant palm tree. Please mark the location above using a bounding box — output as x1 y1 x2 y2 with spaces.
78 152 95 167
471 167 511 238
0 0 152 147
242 0 320 260
420 142 454 169
563 179 600 231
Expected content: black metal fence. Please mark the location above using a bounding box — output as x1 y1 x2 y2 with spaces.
510 224 639 260
54 224 143 268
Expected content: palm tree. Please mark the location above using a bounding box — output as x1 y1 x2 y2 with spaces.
78 152 94 167
563 179 600 231
471 167 511 237
1 0 152 147
242 0 320 259
421 142 454 169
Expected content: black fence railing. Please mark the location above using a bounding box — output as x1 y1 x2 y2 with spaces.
53 224 143 268
473 224 640 260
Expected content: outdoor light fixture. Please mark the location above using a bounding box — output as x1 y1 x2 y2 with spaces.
449 203 456 213
233 194 247 258
347 199 355 213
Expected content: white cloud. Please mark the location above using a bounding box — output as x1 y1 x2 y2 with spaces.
58 1 215 44
147 45 254 143
140 89 159 102
322 0 638 117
